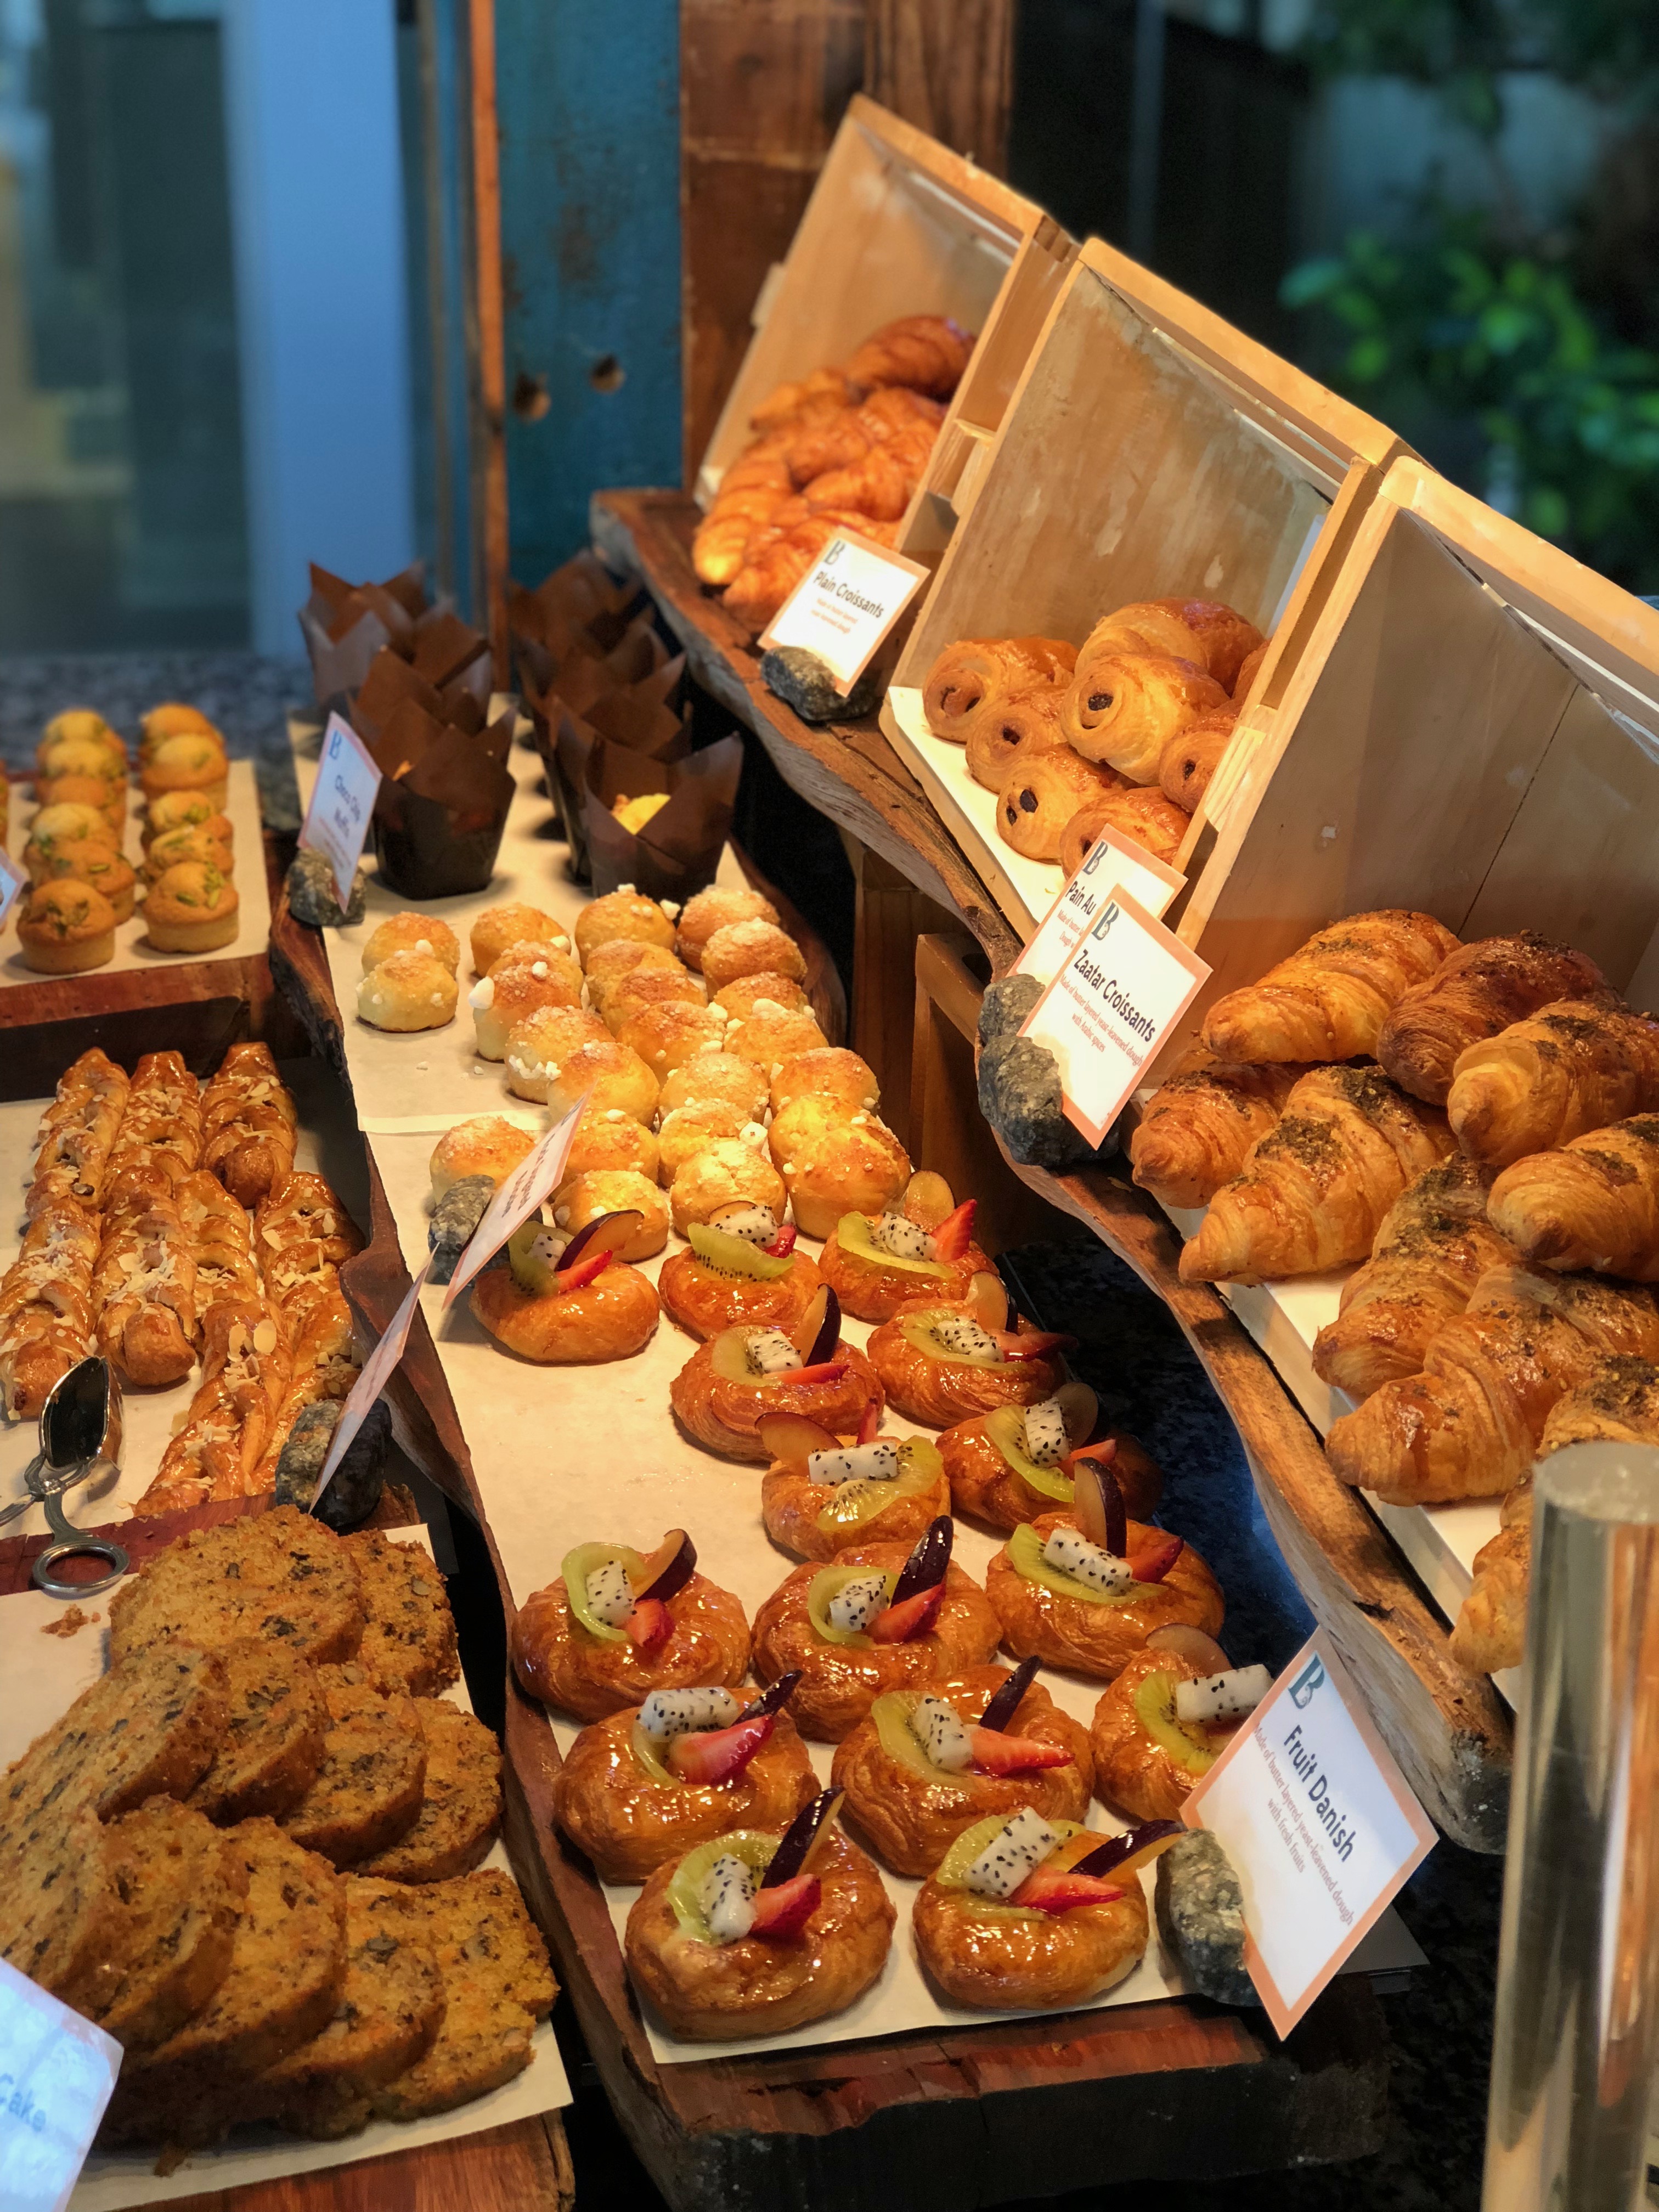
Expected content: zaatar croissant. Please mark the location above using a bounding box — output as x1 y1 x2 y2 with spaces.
1374 933 1610 1104
1325 1264 1659 1504
1129 1051 1304 1211
1061 651 1229 782
1202 910 1460 1064
1449 1475 1533 1675
922 636 1077 743
1310 1156 1513 1400
1446 1001 1659 1166
1178 1064 1453 1284
845 314 975 398
1486 1114 1659 1279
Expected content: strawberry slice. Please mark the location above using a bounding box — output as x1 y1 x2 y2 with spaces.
748 1872 820 1940
780 1360 849 1387
625 1596 672 1650
868 1581 944 1644
667 1712 775 1785
763 1224 798 1259
993 1329 1076 1362
930 1199 979 1262
556 1248 613 1293
1129 1536 1184 1584
966 1726 1073 1776
856 1400 881 1445
1009 1864 1125 1915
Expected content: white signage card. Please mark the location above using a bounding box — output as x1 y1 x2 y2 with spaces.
758 531 930 696
1014 827 1186 989
1184 1633 1437 2038
298 712 382 911
0 849 26 934
312 1255 433 1507
0 1958 120 2212
1018 885 1209 1148
441 1094 589 1309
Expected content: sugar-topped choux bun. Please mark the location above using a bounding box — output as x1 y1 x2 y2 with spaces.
771 1048 881 1118
430 1114 536 1200
471 901 571 975
503 1005 610 1102
140 702 220 757
616 1002 727 1079
769 1097 911 1239
581 938 682 997
699 917 808 992
573 889 676 964
714 972 809 1022
143 788 232 847
656 1101 761 1184
140 732 227 809
670 1138 787 1238
34 773 123 832
142 823 232 886
565 1105 661 1181
471 944 585 1059
552 1169 670 1260
144 860 240 953
658 1051 770 1124
675 885 778 972
545 1039 661 1126
362 911 461 974
33 839 137 923
17 879 116 973
721 1003 829 1072
598 964 707 1035
356 947 459 1031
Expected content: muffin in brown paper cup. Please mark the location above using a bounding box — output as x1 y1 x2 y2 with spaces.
583 733 742 904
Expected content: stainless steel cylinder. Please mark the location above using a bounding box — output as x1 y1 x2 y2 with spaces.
1482 1441 1659 2212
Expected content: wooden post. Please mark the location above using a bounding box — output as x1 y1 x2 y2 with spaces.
465 0 509 682
846 836 959 1150
863 0 1016 175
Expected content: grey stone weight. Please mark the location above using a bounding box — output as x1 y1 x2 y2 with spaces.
760 646 879 724
273 1396 392 1532
978 972 1043 1045
286 848 367 927
428 1175 496 1284
976 972 1116 1168
1154 1829 1260 2008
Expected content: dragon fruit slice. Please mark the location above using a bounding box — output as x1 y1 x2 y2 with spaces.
639 1687 741 1742
910 1695 973 1772
1042 1527 1134 1596
584 1557 635 1627
713 1203 779 1246
1023 1398 1069 1467
874 1211 934 1261
827 1572 889 1635
702 1852 757 1942
932 1313 1000 1358
807 1439 900 1486
747 1327 804 1376
963 1808 1060 1899
1175 1664 1272 1725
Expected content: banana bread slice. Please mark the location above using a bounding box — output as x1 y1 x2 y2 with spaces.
1 1641 228 1833
109 1506 365 1668
278 1671 426 1868
344 1530 460 1699
88 1798 248 2049
0 1805 123 2003
188 1640 328 1823
353 1701 501 1885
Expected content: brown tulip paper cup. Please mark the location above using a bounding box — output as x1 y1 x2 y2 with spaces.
583 732 742 904
299 559 427 702
369 699 516 899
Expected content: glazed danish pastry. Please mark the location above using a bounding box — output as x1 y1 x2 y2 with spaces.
830 1663 1092 1875
985 1510 1223 1680
657 1209 821 1340
1089 1644 1267 1821
511 1533 750 1722
472 1242 660 1364
817 1179 991 1322
866 1288 1069 1427
670 1317 882 1461
760 1427 949 1561
941 1402 1163 1532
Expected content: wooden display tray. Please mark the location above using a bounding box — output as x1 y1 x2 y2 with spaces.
266 887 1392 2210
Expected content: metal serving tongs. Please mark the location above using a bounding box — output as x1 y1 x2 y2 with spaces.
0 1356 129 1596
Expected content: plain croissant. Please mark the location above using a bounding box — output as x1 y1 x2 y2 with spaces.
1129 1049 1304 1211
1324 1263 1659 1504
1486 1114 1659 1279
1310 1156 1511 1401
1203 910 1460 1065
1449 1476 1534 1675
1446 1001 1659 1166
1374 932 1609 1104
1178 1064 1453 1284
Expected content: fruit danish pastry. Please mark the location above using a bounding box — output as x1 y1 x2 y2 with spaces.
511 1531 751 1722
27 1048 128 1215
830 1658 1092 1876
817 1173 991 1323
92 1186 198 1385
1089 1638 1270 1821
941 1395 1163 1531
912 1812 1167 2012
669 1290 882 1462
656 1204 821 1340
550 1679 817 1884
472 1209 661 1364
201 1042 298 1207
624 1790 894 2040
865 1274 1070 1427
750 1520 1001 1741
758 1409 949 1561
0 1198 100 1417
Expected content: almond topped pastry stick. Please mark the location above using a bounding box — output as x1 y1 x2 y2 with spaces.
27 1047 129 1216
0 1198 101 1417
101 1051 203 1209
132 1300 294 1519
93 1186 198 1386
202 1042 298 1209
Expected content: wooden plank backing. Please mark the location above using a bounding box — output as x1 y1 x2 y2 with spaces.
863 0 1017 178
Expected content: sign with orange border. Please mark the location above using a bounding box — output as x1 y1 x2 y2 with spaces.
1182 1630 1436 2038
299 711 381 911
0 848 25 934
1014 826 1186 989
1018 884 1209 1148
759 529 931 697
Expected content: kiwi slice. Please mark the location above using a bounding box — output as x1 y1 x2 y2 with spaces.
984 1407 1073 1503
898 1310 1006 1369
561 1541 646 1642
873 1689 967 1784
687 1222 796 1282
814 1438 944 1536
629 1720 679 1787
667 1831 775 1941
806 1563 897 1647
1006 1522 1137 1608
836 1211 951 1279
1132 1669 1218 1776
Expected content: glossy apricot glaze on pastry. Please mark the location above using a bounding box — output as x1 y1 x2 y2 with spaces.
624 1789 894 2041
865 1271 1070 1427
471 1207 660 1364
669 1287 882 1462
816 1172 993 1324
751 1518 1002 1742
830 1657 1091 1877
758 1407 950 1562
656 1201 822 1341
941 1392 1164 1532
511 1529 751 1722
912 1812 1178 2012
549 1676 818 1884
1089 1633 1271 1822
985 1460 1224 1681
